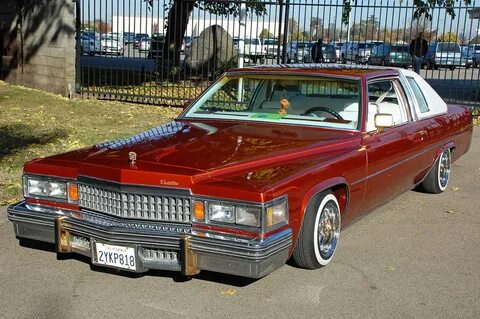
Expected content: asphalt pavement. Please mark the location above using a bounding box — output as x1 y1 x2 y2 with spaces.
0 128 479 319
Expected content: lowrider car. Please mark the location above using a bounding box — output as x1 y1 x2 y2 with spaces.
8 65 473 278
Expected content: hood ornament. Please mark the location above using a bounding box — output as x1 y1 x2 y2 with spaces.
128 152 137 166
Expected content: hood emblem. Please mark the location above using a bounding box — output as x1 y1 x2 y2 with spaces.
128 152 137 166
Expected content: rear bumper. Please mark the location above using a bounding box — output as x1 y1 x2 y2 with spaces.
7 201 292 278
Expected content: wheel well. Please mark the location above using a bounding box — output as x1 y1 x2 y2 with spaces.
307 184 349 217
330 184 349 216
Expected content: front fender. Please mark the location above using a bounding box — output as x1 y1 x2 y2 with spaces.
299 177 350 224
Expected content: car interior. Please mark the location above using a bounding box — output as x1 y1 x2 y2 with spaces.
197 77 409 131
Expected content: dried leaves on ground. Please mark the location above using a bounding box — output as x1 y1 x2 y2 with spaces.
0 81 181 205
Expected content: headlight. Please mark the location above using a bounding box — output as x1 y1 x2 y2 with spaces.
23 175 78 203
208 203 235 223
236 206 261 227
200 196 287 231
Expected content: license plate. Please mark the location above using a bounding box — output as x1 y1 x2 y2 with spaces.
94 242 136 270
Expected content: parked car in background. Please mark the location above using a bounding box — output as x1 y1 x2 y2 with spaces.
334 42 343 60
263 38 279 58
81 30 98 40
105 32 124 45
424 42 463 70
341 41 376 64
80 34 100 55
139 37 151 52
461 45 473 69
465 44 480 68
148 33 165 59
135 33 149 47
321 44 337 63
7 65 473 279
287 41 312 63
244 38 267 63
368 44 410 67
100 34 124 56
123 32 136 44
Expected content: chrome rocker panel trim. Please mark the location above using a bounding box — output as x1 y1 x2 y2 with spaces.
7 201 292 278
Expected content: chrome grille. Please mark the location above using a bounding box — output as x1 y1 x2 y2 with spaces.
78 184 191 223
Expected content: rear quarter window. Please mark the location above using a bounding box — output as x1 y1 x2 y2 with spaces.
406 77 429 113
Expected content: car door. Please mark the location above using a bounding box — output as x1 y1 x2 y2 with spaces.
360 78 428 212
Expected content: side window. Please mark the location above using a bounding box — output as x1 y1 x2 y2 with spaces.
406 77 430 113
367 80 409 130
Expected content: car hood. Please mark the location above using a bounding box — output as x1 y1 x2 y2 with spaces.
28 120 360 192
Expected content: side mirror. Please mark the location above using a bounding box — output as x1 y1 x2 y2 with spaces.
374 113 394 132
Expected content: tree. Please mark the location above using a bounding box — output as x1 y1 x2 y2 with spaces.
324 23 341 42
288 18 304 41
259 28 273 39
310 17 323 40
405 15 434 42
80 20 111 33
438 32 458 42
350 15 379 41
149 0 266 77
342 0 472 24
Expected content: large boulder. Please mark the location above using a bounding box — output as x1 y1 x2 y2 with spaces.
185 25 238 77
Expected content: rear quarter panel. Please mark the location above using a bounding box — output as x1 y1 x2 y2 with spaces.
422 105 473 171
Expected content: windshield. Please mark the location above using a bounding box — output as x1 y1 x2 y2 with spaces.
264 39 278 45
358 43 374 49
296 42 310 48
391 45 408 52
183 75 361 130
437 42 460 52
245 39 260 45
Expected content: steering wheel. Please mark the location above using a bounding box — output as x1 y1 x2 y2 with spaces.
303 106 343 120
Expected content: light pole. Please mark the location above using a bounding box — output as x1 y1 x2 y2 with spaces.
237 2 247 101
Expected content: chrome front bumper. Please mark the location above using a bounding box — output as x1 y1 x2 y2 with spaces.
7 201 292 278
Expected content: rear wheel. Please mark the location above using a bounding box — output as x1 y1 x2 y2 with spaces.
293 191 341 269
421 148 452 194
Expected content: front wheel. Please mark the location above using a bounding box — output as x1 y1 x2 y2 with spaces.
292 191 341 269
421 148 452 194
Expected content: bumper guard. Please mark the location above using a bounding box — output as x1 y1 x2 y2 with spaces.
7 201 292 278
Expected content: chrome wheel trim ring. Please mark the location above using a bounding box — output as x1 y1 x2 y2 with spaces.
438 149 451 191
313 194 341 265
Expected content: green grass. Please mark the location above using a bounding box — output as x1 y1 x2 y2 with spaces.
0 81 182 206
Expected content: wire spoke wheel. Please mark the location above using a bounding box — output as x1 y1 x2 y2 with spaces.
438 148 451 190
317 200 340 260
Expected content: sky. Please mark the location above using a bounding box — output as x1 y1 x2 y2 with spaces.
79 0 480 40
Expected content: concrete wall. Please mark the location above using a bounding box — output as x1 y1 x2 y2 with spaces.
0 0 76 96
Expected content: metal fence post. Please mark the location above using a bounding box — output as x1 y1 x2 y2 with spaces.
281 0 290 64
